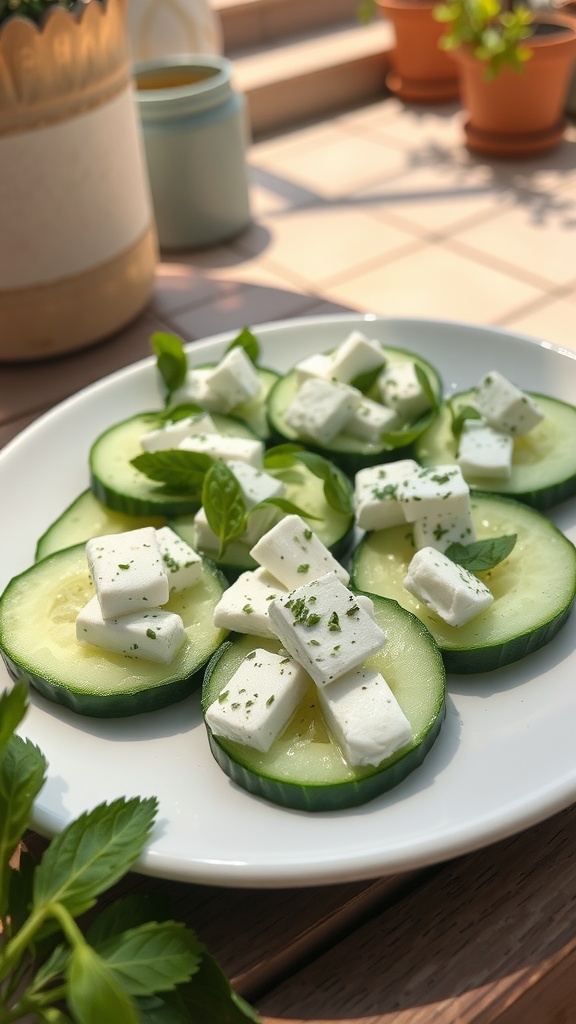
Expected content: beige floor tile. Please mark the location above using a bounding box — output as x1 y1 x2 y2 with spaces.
501 296 576 353
322 243 544 323
341 98 464 150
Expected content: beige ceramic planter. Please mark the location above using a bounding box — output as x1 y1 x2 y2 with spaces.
0 0 157 362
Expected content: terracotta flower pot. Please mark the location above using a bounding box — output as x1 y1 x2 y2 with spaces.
377 0 460 102
0 0 158 362
450 16 576 157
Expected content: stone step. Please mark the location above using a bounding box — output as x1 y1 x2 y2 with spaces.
214 0 372 52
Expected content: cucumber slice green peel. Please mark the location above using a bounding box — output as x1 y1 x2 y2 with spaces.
265 346 443 475
351 493 576 675
35 489 166 562
201 593 446 812
0 544 229 718
414 391 576 511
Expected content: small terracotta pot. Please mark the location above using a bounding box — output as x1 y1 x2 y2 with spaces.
450 16 576 156
376 0 460 102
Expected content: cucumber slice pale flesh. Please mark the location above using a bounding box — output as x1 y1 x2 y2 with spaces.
0 544 229 718
351 493 576 674
266 346 443 475
201 593 446 812
414 391 576 511
35 489 166 562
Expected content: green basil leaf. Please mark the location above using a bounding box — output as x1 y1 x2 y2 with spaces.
0 680 28 754
67 943 139 1024
249 497 321 521
446 534 517 572
202 461 247 559
291 452 353 516
380 418 432 449
414 363 439 412
225 327 260 364
349 365 382 394
450 404 482 440
159 404 205 425
262 443 303 470
131 451 213 495
96 921 203 996
152 333 188 406
33 797 157 919
86 893 171 947
0 735 46 921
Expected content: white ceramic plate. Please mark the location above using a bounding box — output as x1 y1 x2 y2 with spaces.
2 315 576 889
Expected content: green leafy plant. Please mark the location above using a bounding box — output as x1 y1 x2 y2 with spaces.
0 0 89 27
433 0 535 78
0 682 260 1024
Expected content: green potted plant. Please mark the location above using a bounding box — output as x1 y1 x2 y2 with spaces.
359 0 461 102
0 0 158 362
433 0 576 154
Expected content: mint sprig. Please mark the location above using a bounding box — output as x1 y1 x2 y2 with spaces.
264 446 353 517
151 333 188 407
446 534 517 572
202 461 248 559
130 450 213 498
450 404 482 441
225 327 260 365
0 683 260 1023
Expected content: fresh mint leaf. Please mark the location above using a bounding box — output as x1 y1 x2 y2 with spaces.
262 443 302 470
202 461 247 559
349 365 382 394
0 735 46 921
177 949 262 1023
6 841 36 940
0 681 28 753
67 943 140 1024
292 452 353 516
159 404 205 425
86 893 171 947
446 534 517 572
152 333 188 406
96 921 203 996
414 363 439 413
450 404 482 440
225 327 260 364
33 797 157 919
30 942 72 993
249 497 321 521
131 451 213 497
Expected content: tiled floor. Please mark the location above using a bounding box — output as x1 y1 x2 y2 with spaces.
154 95 576 354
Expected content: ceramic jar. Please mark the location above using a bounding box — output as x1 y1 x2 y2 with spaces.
0 0 157 362
127 0 222 61
135 55 252 250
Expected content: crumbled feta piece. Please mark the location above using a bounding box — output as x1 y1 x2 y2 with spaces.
403 546 494 627
398 465 470 523
213 567 289 637
268 573 386 687
355 460 419 531
76 595 185 663
294 352 334 386
378 361 432 422
412 508 476 553
155 526 202 592
226 460 286 545
204 648 309 753
329 330 387 385
205 347 260 410
475 370 543 436
457 419 514 479
140 413 219 453
284 378 362 446
170 368 221 411
250 515 349 590
193 507 219 553
344 397 399 443
179 433 264 467
318 667 413 766
86 527 169 620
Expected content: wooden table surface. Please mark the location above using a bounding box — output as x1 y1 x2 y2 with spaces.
2 275 576 1024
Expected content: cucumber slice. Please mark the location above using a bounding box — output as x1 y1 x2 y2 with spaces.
170 461 355 576
90 411 261 517
201 594 445 811
0 544 228 718
351 493 576 674
266 346 443 475
414 391 576 510
35 489 166 561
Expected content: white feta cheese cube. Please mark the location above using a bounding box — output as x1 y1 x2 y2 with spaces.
344 397 400 443
86 527 169 620
213 567 289 637
457 419 513 479
318 667 413 767
284 378 362 446
226 460 286 546
268 573 386 687
204 648 309 753
412 508 476 553
250 514 349 590
205 347 260 410
398 465 470 524
475 370 543 436
179 433 264 467
170 368 222 411
193 507 219 553
76 595 185 664
378 361 432 422
355 460 419 531
403 546 494 627
294 352 334 386
140 413 219 453
155 526 202 592
329 330 387 385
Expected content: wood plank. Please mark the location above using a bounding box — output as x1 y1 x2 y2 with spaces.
256 804 576 1023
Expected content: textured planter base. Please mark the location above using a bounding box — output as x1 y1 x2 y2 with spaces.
463 115 568 157
386 68 460 102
